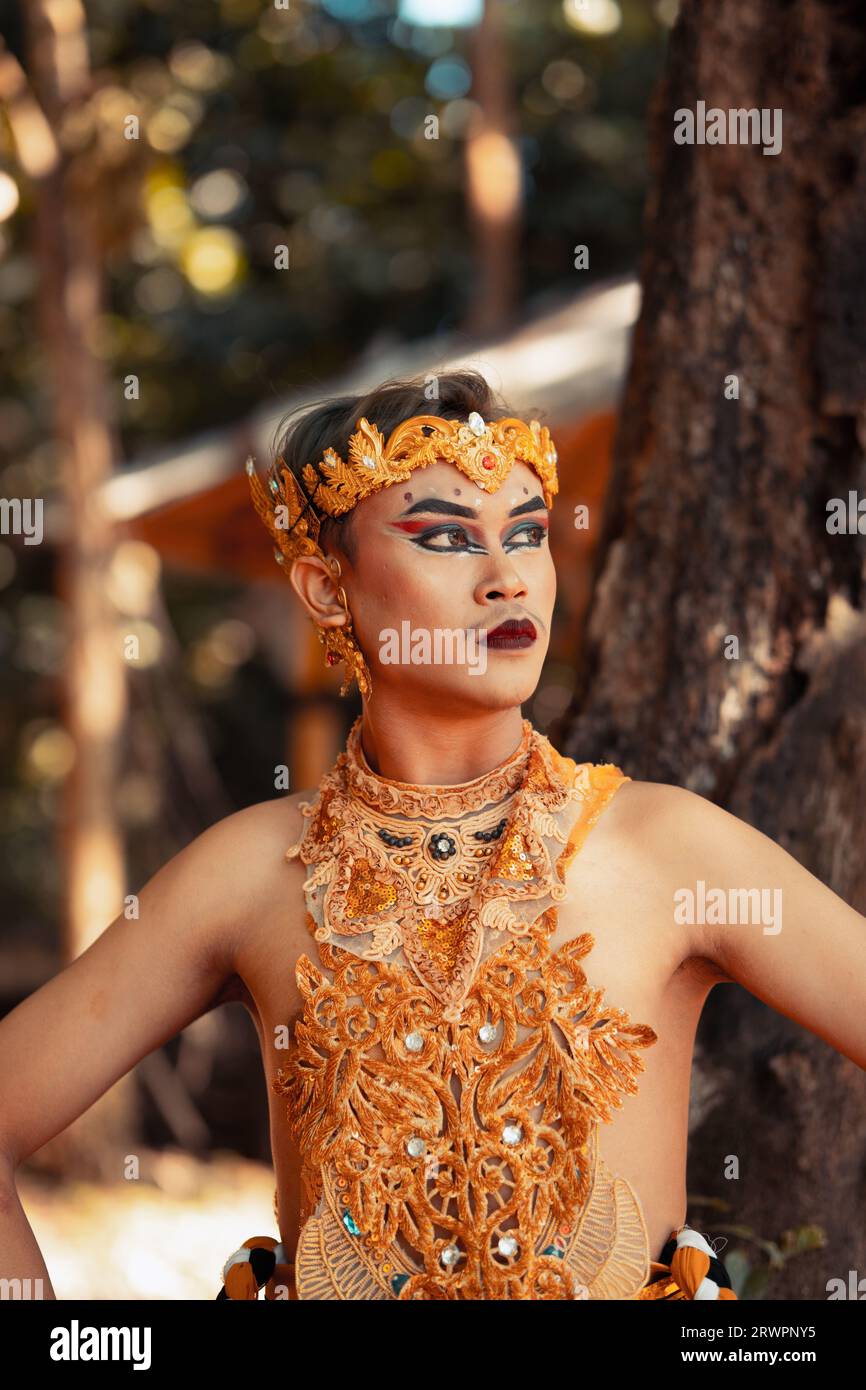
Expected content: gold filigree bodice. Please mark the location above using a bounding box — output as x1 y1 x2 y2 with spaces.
272 719 658 1299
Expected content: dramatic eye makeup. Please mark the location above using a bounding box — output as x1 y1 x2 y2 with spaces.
390 494 549 552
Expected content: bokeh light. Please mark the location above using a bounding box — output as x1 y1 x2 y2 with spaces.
20 722 76 785
190 170 249 221
563 0 622 36
180 227 245 295
0 172 21 223
425 56 473 101
398 0 483 24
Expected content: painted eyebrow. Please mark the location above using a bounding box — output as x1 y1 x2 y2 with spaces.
396 494 548 520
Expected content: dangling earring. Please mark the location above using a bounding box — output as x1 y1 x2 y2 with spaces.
316 556 373 699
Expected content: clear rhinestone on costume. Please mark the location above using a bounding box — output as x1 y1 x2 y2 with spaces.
407 1136 426 1158
427 830 457 861
245 457 255 476
498 1235 519 1257
468 411 485 435
502 1123 523 1145
478 1023 497 1043
362 453 377 469
440 1244 462 1267
404 1031 423 1052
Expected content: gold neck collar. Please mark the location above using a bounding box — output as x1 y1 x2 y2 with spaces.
340 716 535 820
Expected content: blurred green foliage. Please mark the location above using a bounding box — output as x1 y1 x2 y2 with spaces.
0 0 672 963
1 0 671 448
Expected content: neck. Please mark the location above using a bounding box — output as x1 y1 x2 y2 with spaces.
357 700 528 787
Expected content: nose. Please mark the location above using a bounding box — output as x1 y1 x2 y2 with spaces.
472 552 529 606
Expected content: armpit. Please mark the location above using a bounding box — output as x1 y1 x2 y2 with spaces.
675 953 734 988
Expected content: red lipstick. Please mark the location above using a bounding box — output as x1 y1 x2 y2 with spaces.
485 619 537 649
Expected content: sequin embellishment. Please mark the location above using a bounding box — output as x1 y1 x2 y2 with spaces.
275 717 659 1300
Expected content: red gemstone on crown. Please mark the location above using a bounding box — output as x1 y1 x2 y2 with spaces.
327 653 338 665
482 455 494 468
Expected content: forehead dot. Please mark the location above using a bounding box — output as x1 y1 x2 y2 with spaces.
453 488 461 496
403 492 412 501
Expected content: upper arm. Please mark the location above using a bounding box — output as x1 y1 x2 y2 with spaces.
644 782 866 1070
0 796 304 1170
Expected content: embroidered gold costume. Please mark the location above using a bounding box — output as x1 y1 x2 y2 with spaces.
216 719 738 1301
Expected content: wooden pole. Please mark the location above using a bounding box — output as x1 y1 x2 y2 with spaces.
464 0 522 337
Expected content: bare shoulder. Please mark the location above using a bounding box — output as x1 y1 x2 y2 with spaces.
203 789 313 865
588 774 759 901
152 790 315 996
202 791 318 996
592 775 736 854
200 789 314 921
557 769 704 894
572 772 737 984
613 776 686 812
575 773 701 860
602 775 766 867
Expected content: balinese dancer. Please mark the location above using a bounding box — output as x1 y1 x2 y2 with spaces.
217 369 863 1299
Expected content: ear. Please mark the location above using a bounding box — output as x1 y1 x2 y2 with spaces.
289 554 347 629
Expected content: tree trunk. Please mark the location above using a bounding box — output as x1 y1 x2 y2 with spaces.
557 0 866 1299
25 0 133 1179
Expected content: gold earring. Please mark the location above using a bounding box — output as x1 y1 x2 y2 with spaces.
316 557 373 699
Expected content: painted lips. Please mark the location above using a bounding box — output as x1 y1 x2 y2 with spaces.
485 618 537 650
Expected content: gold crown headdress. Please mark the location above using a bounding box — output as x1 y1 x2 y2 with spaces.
245 410 560 698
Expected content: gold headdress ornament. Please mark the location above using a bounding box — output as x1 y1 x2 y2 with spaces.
245 410 560 699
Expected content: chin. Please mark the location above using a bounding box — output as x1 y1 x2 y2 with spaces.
375 659 543 712
475 673 542 711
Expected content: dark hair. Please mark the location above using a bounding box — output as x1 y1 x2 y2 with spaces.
270 369 514 562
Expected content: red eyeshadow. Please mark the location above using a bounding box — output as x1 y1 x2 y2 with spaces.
390 519 473 535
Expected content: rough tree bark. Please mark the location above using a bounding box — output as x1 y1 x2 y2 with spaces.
557 0 866 1299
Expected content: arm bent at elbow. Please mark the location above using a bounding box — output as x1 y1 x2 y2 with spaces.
0 798 293 1293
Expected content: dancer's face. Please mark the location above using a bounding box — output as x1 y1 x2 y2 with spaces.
340 460 556 712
